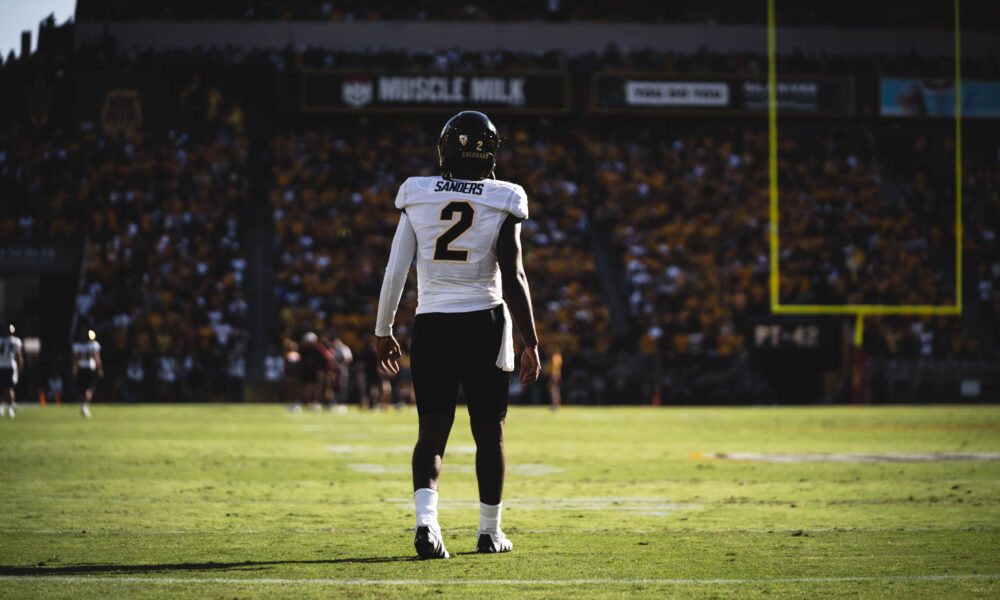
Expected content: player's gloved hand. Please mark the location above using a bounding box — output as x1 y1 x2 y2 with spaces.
520 345 541 386
377 335 401 375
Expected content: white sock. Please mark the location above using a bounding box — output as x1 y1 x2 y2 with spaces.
479 501 502 532
414 488 439 528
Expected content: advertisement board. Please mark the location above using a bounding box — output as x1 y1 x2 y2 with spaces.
302 71 570 113
880 78 1000 118
593 74 853 115
0 242 81 274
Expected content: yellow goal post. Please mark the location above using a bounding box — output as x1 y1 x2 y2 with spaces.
766 0 963 346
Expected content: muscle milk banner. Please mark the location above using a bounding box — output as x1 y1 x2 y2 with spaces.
302 71 569 113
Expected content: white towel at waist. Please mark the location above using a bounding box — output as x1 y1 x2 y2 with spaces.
496 301 515 372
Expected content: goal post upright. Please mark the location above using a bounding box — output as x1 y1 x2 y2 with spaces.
767 0 780 315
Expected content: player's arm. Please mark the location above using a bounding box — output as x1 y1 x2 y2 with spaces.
16 346 23 372
497 215 541 385
320 343 335 369
95 348 104 378
374 212 417 374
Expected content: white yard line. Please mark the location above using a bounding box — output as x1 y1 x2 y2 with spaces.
0 574 997 586
324 444 476 454
346 463 564 476
5 494 999 511
695 452 1000 463
5 497 366 505
2 526 996 535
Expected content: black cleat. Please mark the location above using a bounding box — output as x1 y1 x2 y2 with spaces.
476 529 513 553
414 526 450 559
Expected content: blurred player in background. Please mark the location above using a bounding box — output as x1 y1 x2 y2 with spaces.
547 345 563 411
72 329 103 418
362 335 392 411
329 334 352 413
375 111 541 559
1 325 25 419
283 339 302 411
319 333 340 411
298 331 333 412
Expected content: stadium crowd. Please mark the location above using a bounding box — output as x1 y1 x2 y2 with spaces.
269 122 611 404
260 116 1000 403
3 41 999 403
627 123 1000 360
3 123 997 403
1 122 252 401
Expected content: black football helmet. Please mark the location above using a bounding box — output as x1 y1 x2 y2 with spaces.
438 110 499 180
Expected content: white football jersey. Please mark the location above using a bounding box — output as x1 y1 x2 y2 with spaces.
0 335 22 371
395 176 529 314
73 340 101 370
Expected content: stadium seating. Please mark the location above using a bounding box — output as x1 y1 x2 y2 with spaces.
3 45 998 403
269 124 611 393
1 128 250 400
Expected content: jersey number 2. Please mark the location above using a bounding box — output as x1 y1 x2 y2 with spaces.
433 201 475 262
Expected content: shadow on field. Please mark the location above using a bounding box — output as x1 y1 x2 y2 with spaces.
0 556 422 576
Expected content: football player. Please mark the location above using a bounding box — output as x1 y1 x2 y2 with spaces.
0 324 24 418
72 329 103 418
298 331 333 412
547 345 563 411
375 110 541 559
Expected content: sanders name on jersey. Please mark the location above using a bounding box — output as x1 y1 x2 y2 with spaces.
434 180 484 195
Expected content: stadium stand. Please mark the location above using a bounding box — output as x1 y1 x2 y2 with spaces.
3 39 998 403
269 123 611 401
1 127 250 401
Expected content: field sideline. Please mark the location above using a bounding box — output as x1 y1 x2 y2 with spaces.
1 403 998 599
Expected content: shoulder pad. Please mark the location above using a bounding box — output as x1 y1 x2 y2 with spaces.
492 180 528 220
394 178 414 210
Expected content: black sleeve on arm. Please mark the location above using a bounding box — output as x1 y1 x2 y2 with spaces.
497 214 539 348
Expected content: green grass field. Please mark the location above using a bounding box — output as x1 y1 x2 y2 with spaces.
1 403 999 599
